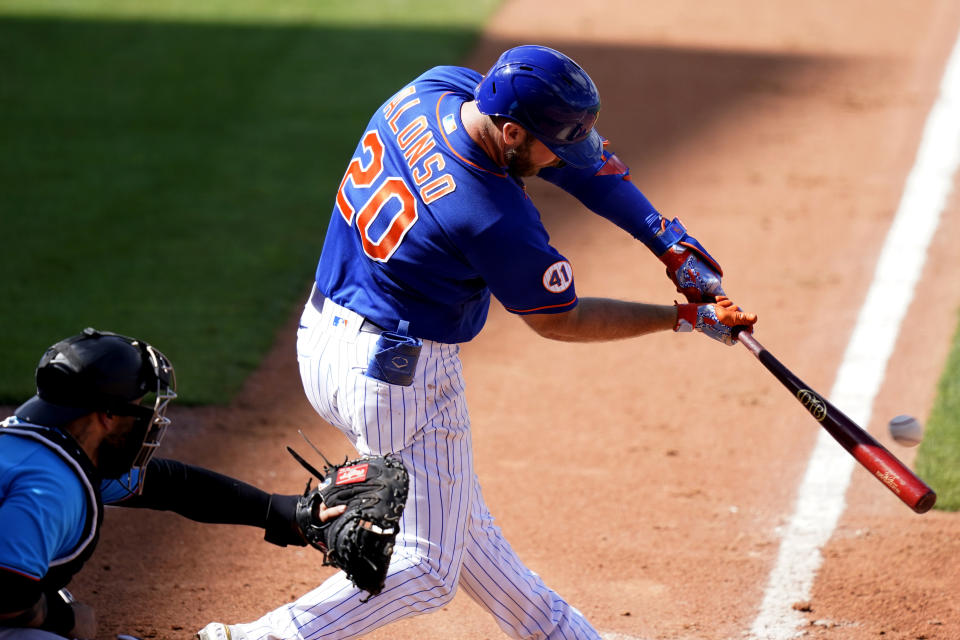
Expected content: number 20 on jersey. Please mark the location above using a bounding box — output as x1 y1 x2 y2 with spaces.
336 130 455 262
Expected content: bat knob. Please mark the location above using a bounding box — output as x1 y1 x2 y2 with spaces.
913 490 937 514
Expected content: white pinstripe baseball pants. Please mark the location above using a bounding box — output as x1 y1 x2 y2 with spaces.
232 294 599 640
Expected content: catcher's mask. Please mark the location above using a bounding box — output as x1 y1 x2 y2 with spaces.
15 327 177 493
474 44 602 168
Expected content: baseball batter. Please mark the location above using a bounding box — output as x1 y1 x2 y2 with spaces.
198 45 756 640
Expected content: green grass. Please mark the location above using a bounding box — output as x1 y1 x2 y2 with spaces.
916 310 960 511
0 0 496 27
0 0 499 404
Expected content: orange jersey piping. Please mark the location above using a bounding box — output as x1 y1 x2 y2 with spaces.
504 297 578 314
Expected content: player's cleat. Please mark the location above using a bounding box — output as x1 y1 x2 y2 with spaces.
196 622 244 640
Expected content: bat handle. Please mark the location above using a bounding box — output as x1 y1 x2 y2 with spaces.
734 328 763 356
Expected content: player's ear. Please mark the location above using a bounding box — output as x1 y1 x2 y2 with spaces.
501 121 527 149
94 410 116 431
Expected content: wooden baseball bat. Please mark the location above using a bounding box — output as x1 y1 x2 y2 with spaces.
736 330 936 514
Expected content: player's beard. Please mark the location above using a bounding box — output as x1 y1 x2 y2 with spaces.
505 137 539 178
97 414 149 479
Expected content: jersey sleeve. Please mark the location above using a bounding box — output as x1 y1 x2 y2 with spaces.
100 469 142 504
457 197 577 315
537 144 670 255
0 452 87 579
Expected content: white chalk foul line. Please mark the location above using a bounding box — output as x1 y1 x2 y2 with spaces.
748 28 960 640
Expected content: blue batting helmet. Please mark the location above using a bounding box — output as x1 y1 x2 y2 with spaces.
475 45 602 168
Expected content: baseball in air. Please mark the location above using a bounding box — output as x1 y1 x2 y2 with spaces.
888 414 924 447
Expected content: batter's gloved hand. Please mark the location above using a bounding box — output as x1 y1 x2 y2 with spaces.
674 295 757 346
655 218 724 302
290 452 409 600
661 246 725 303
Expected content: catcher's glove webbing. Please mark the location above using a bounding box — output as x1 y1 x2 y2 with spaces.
290 447 409 599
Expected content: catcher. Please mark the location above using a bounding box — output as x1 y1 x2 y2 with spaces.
0 328 407 640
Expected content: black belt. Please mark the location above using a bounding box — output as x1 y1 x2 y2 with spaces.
310 287 387 334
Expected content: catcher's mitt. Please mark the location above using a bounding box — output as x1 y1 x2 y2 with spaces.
290 447 409 599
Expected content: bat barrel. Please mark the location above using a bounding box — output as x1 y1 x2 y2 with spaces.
737 331 936 514
852 443 937 513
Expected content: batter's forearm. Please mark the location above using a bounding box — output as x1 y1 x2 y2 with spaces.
523 298 676 342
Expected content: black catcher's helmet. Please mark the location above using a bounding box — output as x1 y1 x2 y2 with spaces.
15 327 177 492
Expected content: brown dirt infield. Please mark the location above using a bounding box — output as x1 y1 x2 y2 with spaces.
61 1 960 638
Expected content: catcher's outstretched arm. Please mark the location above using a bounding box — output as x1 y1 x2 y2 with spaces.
116 457 318 547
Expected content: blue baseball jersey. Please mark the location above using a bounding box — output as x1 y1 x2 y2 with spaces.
0 418 138 580
315 65 665 344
